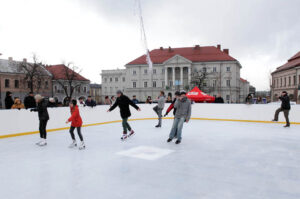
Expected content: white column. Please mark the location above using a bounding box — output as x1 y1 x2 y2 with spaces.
180 67 183 89
188 67 191 86
164 67 168 89
172 67 175 88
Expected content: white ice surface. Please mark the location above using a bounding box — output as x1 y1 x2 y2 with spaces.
1 120 300 199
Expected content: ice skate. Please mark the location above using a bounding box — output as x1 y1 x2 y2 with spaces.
69 140 77 148
167 138 172 142
175 140 181 144
272 119 278 122
155 124 161 128
38 139 47 146
35 139 43 145
128 130 135 137
121 134 128 141
79 141 85 150
284 125 290 128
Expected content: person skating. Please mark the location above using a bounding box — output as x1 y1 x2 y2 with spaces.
30 94 49 146
66 100 85 150
272 91 291 127
24 92 36 109
153 91 165 128
5 91 14 109
107 90 141 140
167 90 191 144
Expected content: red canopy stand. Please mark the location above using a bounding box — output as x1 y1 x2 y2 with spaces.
186 87 215 103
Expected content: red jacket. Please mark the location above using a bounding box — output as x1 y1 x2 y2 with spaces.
68 105 83 127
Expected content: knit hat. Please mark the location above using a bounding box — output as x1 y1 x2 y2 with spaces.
180 90 186 95
175 91 180 96
34 94 43 101
116 90 123 94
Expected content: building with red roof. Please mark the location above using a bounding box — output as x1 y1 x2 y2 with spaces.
46 64 90 104
102 44 251 103
271 51 300 103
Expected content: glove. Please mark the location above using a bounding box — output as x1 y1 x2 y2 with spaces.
164 114 167 117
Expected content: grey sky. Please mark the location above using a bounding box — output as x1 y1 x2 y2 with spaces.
0 0 299 90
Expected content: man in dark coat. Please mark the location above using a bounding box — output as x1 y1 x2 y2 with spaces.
214 94 224 103
31 95 49 146
108 90 140 140
5 91 14 109
85 96 96 107
272 91 291 127
24 92 36 109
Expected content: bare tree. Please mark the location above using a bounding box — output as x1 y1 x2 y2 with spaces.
191 70 208 90
19 54 45 93
55 62 83 101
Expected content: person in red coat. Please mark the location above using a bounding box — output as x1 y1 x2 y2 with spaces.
66 99 85 149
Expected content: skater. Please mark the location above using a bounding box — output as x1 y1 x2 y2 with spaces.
272 91 291 127
167 90 191 144
107 90 141 140
153 91 165 128
30 94 49 146
66 100 85 149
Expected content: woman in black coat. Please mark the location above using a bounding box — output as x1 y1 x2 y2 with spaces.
5 91 14 109
108 90 140 140
30 95 49 146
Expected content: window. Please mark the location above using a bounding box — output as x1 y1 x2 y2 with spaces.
54 86 57 93
104 87 107 93
226 67 230 72
5 79 9 88
104 78 107 83
153 69 156 74
38 80 41 88
226 80 230 87
212 80 217 87
169 81 173 87
203 67 207 73
133 70 137 75
84 87 87 93
153 81 156 88
115 77 118 82
213 67 217 72
162 81 165 88
162 69 165 74
14 80 19 88
226 95 230 101
144 69 148 74
289 77 291 86
203 81 207 87
133 82 136 88
76 86 81 93
144 82 148 88
122 77 125 82
284 77 286 86
110 78 113 82
110 87 112 93
280 78 282 87
45 81 48 89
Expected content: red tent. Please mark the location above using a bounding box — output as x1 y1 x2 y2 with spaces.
186 87 215 103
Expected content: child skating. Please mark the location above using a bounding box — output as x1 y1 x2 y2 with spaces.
66 100 85 149
107 90 141 140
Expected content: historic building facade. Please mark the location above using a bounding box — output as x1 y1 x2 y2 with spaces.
271 51 300 103
101 45 252 103
0 57 52 108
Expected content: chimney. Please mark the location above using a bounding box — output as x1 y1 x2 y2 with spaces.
194 45 200 50
223 49 229 54
23 58 27 63
217 44 221 50
160 47 164 50
168 46 172 52
8 57 13 61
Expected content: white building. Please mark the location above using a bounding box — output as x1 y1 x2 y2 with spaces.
101 45 251 103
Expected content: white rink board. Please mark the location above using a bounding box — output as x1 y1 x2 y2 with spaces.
0 103 299 136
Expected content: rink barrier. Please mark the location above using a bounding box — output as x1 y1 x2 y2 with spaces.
0 117 297 139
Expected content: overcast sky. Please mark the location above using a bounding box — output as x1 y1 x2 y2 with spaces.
0 0 299 90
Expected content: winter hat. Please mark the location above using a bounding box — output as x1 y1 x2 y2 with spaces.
175 91 180 96
116 90 123 95
71 99 77 106
34 94 43 101
180 90 186 95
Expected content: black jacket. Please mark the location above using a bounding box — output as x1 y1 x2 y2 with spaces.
31 99 49 121
24 96 36 109
215 97 224 103
109 95 139 119
5 92 14 109
85 99 96 107
279 95 290 110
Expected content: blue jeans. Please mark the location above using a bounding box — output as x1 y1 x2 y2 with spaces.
169 117 185 141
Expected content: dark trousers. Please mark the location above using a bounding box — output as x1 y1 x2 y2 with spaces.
274 108 290 125
39 120 48 139
153 106 163 125
69 126 84 141
122 118 132 133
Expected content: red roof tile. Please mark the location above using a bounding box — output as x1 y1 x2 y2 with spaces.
127 46 236 65
273 51 300 74
46 65 89 81
240 78 248 83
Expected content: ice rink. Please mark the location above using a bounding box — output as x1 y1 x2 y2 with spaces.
1 119 300 199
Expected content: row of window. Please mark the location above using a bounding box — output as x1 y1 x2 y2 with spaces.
104 77 126 83
197 66 230 73
273 75 298 88
4 79 49 89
